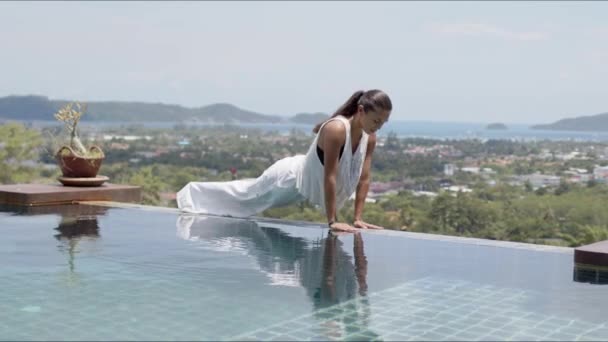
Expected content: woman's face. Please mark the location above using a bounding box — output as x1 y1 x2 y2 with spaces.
358 105 390 134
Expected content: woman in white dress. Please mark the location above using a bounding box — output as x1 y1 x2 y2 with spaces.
177 89 392 232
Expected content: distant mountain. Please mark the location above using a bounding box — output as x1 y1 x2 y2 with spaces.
532 112 608 132
189 103 283 124
289 112 329 124
0 95 299 124
486 122 508 130
0 95 63 120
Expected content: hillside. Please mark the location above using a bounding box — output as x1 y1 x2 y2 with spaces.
0 95 292 124
531 112 608 132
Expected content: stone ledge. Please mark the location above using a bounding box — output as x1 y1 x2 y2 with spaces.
0 183 141 206
574 240 608 268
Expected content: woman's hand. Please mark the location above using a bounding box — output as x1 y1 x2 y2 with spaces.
329 222 359 233
353 220 384 230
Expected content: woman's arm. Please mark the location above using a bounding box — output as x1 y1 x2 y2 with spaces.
353 134 383 229
320 121 356 232
353 232 368 296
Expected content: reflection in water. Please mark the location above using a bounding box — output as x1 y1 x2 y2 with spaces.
54 215 101 282
176 214 378 340
310 232 377 340
54 216 101 240
573 265 608 285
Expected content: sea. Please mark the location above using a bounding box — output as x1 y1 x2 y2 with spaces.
12 119 608 142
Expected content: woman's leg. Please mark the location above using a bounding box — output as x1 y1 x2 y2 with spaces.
177 155 306 217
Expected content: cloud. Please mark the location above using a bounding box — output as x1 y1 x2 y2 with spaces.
428 23 549 41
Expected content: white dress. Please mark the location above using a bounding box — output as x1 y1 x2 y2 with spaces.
177 115 369 217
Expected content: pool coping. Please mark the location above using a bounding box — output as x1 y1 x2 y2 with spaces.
78 200 574 255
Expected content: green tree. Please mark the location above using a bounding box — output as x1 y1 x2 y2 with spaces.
0 122 43 184
524 180 533 192
429 192 455 233
579 225 608 246
128 166 164 205
554 179 571 196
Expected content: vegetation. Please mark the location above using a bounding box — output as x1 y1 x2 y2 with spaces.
4 121 608 247
263 183 608 247
0 122 43 183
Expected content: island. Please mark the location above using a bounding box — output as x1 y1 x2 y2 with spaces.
531 112 608 132
486 123 508 130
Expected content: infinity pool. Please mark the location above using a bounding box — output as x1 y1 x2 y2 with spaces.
1 203 607 341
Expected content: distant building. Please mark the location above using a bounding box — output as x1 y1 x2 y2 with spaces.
348 192 378 203
567 173 592 184
155 147 170 155
514 174 561 189
109 142 130 150
368 182 404 199
444 163 456 176
446 185 473 193
461 167 480 174
412 190 438 197
593 166 608 183
103 135 152 141
555 151 585 161
438 178 454 188
564 168 591 183
538 149 553 159
135 151 157 158
179 152 195 159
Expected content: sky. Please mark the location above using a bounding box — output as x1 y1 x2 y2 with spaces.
1 1 607 124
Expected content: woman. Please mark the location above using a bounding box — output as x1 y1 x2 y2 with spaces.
177 89 392 232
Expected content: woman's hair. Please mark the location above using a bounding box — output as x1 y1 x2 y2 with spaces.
312 89 392 133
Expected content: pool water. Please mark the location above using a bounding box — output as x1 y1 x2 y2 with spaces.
1 204 607 341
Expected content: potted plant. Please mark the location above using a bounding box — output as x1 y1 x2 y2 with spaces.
54 102 107 185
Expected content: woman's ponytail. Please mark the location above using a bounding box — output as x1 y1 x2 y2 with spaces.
313 90 365 133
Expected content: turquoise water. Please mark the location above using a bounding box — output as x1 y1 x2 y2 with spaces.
1 204 608 341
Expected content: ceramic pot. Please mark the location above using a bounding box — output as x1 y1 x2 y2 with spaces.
55 145 105 178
